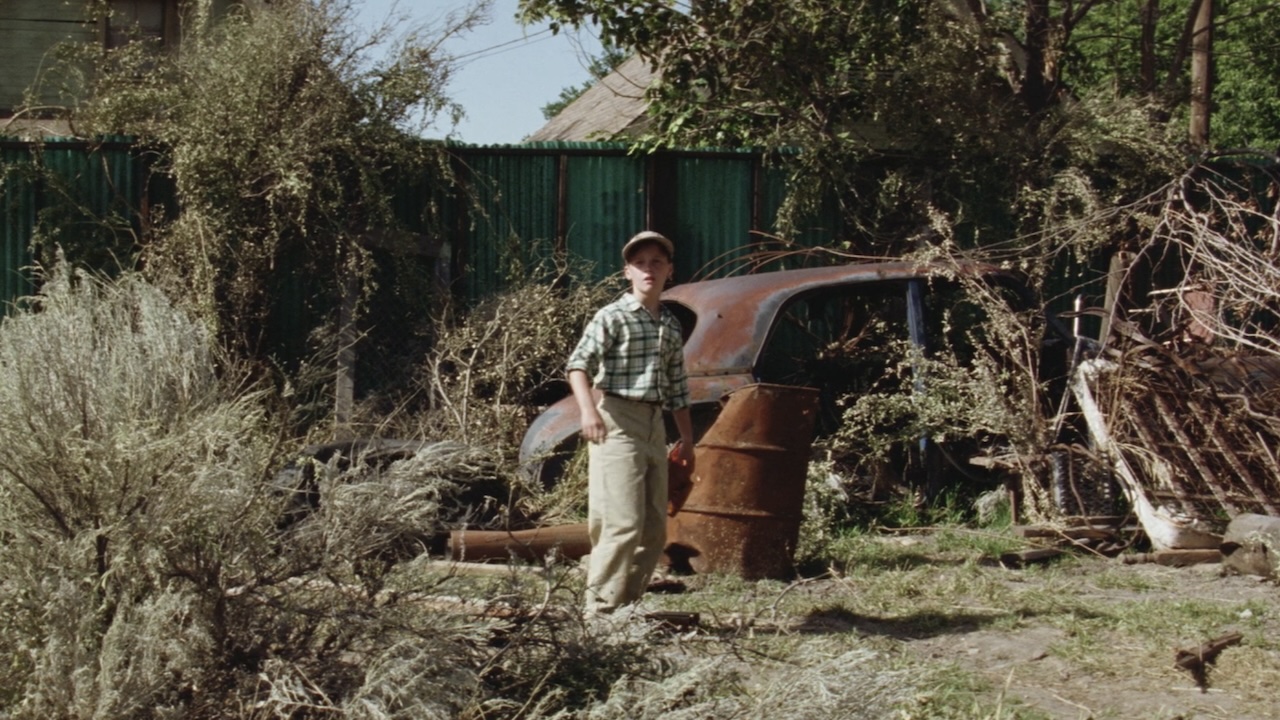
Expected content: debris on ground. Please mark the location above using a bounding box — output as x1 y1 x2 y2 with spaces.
1221 513 1280 578
1071 349 1280 551
1174 631 1244 692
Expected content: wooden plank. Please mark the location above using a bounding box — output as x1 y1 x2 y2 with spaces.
999 548 1063 567
1120 549 1222 567
1011 525 1118 541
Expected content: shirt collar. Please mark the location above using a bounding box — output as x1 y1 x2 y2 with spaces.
620 292 666 318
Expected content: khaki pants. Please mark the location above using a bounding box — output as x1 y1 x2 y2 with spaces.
585 394 667 613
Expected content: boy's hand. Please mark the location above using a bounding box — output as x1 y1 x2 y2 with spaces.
580 408 607 444
673 438 695 470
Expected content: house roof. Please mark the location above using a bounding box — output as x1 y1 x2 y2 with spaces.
526 54 657 142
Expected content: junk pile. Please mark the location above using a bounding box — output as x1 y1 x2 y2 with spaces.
663 383 820 579
1071 344 1280 552
449 383 821 581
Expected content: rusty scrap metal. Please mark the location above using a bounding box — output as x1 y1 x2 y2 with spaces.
1151 392 1240 515
448 524 591 563
1074 348 1280 546
1072 359 1222 550
519 261 1020 484
1192 395 1280 516
664 383 821 580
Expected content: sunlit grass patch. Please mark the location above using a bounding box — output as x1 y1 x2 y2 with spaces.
892 661 1054 720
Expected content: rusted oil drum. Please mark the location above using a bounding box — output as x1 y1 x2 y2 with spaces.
665 383 820 580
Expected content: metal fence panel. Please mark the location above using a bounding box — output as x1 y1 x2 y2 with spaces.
672 154 755 280
0 143 35 312
0 136 143 313
453 149 559 302
563 152 646 278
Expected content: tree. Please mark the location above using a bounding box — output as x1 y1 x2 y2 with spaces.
540 43 630 120
31 0 486 369
518 0 1276 254
519 1 1181 250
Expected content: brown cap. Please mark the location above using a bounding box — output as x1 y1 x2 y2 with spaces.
621 230 674 262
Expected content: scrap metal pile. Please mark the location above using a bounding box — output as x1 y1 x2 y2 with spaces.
1054 159 1280 554
1073 346 1280 549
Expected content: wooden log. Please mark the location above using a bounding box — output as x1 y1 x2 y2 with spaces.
449 524 591 563
642 611 701 631
999 548 1063 567
423 559 546 577
1012 525 1119 541
1120 549 1222 567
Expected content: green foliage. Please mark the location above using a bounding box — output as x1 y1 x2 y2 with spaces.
33 0 472 365
827 260 1052 477
1065 0 1280 151
1211 0 1280 149
519 0 1186 257
795 456 862 567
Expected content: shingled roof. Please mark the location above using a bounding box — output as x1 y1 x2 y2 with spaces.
526 54 657 142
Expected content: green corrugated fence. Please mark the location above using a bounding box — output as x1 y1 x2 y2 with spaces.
1 137 846 313
0 136 145 316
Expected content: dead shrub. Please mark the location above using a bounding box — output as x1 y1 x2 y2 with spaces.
407 256 616 519
0 264 275 717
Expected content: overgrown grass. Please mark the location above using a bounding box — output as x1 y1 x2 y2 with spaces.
0 267 646 719
634 526 1279 717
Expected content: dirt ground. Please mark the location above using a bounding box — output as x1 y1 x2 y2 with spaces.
656 542 1280 720
901 561 1280 717
891 560 1278 719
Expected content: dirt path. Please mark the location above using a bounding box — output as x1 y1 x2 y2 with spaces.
658 537 1280 720
901 562 1279 719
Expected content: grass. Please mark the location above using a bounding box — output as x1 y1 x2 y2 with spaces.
162 502 1280 718
415 525 1280 719
9 267 1277 719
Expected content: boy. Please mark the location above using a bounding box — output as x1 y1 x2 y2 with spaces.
566 230 696 615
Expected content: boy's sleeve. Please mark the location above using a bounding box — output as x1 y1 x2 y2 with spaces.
566 309 606 375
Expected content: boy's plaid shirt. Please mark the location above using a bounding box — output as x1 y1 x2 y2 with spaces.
567 293 690 411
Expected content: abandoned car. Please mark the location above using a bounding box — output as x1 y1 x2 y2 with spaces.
518 261 1063 490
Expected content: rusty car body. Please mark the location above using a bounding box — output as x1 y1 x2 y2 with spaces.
518 261 1041 487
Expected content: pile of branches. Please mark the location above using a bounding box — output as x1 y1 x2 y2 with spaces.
1068 156 1280 530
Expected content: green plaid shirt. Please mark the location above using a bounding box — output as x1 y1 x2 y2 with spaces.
567 293 690 411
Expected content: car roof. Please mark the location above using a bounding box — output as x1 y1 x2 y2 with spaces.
662 261 1013 376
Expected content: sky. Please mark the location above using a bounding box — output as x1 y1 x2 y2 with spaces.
353 0 605 144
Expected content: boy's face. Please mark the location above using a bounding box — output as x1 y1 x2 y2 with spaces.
623 243 673 295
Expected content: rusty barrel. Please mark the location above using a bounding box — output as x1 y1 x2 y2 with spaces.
665 383 820 580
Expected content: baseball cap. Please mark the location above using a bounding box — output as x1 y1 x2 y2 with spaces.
621 230 674 262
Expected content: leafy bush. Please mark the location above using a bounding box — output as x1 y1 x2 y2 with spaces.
820 246 1060 523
